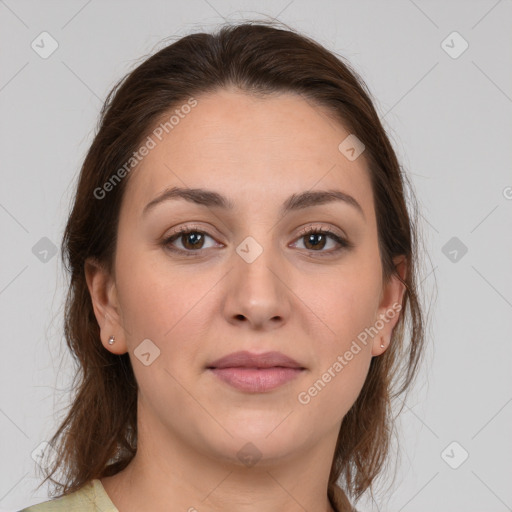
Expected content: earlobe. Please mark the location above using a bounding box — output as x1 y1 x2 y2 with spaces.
84 258 128 354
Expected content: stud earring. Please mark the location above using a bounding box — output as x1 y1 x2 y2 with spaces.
108 335 115 345
380 338 385 349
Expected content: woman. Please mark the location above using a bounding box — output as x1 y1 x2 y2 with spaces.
20 19 428 512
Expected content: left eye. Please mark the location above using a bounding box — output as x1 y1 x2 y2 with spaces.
291 228 347 252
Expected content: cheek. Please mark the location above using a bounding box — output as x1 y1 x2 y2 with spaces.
114 239 180 338
293 259 381 413
301 260 382 349
296 272 378 410
114 249 212 398
115 241 219 357
297 350 371 427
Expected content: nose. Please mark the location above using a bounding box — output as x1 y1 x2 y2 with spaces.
222 239 291 331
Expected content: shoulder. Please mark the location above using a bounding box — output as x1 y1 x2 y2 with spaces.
18 479 118 512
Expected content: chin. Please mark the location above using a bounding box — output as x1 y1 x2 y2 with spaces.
202 425 305 465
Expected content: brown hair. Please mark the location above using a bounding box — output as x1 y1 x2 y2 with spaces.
38 19 430 512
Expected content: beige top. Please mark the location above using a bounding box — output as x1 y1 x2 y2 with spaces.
19 479 354 512
19 479 118 512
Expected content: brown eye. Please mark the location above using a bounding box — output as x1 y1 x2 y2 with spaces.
163 228 218 255
302 231 328 250
292 227 352 256
178 231 206 250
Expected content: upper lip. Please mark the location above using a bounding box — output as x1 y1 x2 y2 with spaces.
207 350 304 369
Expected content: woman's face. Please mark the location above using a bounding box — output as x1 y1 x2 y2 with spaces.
88 88 404 467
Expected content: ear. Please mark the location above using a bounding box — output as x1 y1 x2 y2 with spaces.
84 257 128 355
371 255 407 356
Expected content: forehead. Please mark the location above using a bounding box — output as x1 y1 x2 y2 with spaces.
121 88 373 218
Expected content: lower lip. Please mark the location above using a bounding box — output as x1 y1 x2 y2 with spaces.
209 367 304 393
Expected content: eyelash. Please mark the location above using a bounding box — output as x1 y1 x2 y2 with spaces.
161 225 353 258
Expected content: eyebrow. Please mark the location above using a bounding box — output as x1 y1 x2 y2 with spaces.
142 186 365 219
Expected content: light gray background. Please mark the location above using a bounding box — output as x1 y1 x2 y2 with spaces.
1 1 511 511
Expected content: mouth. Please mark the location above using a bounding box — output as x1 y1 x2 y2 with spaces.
206 351 306 393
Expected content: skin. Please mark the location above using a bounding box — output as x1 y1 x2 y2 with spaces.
86 87 406 512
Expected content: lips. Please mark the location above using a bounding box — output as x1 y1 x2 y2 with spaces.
207 350 304 370
207 351 306 393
